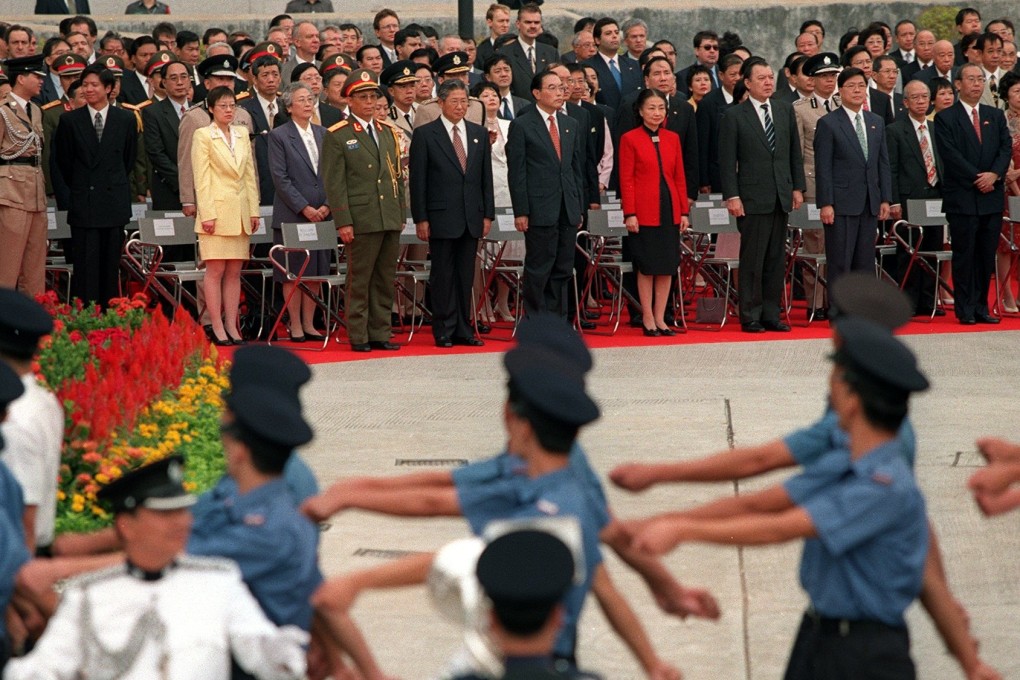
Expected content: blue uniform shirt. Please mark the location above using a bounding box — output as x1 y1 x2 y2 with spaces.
0 462 29 643
457 464 608 659
284 453 320 504
783 440 928 626
188 476 323 630
783 406 917 468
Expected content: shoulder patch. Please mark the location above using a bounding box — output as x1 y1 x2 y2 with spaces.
41 100 62 111
62 563 124 591
235 91 252 101
328 120 349 132
177 554 237 572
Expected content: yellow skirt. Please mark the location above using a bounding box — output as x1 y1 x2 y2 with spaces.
198 233 250 261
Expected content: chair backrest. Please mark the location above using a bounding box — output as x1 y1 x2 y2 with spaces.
489 210 525 242
904 199 945 226
250 206 273 245
690 205 738 233
136 215 198 246
788 203 824 230
280 221 339 250
714 232 741 259
586 208 627 237
400 216 425 244
46 209 70 240
1009 197 1020 220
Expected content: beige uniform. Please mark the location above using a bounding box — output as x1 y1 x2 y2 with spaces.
0 94 47 295
412 96 484 129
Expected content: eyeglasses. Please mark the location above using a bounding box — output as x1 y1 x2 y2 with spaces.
701 44 719 51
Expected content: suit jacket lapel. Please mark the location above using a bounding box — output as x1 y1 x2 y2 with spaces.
835 111 867 163
743 102 770 152
433 121 465 173
556 112 571 168
286 123 316 174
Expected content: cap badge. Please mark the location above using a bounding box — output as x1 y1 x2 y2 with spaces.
223 59 230 69
823 56 831 65
161 53 170 63
64 55 75 66
402 67 410 75
168 459 183 483
453 55 461 65
361 71 371 81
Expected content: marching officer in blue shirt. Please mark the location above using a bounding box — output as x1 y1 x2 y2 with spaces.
629 317 932 679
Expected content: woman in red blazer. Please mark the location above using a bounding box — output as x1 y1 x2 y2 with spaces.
619 88 690 336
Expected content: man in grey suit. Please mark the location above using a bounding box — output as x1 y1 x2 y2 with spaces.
720 58 806 333
814 67 892 287
506 71 586 318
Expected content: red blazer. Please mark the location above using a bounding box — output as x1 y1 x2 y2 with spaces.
619 126 689 226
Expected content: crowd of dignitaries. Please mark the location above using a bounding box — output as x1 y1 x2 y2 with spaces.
2 6 1020 345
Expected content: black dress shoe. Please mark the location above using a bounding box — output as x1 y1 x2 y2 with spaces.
211 335 233 347
975 314 1000 324
808 308 827 321
959 318 976 325
289 334 307 343
657 326 677 337
452 336 484 347
583 310 601 320
350 342 372 352
933 308 946 317
741 321 766 333
304 331 327 341
578 319 596 330
369 340 400 350
762 320 791 332
642 327 661 337
477 323 492 334
435 337 454 348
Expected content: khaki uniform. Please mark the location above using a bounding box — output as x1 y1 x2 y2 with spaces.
322 117 406 344
0 94 47 295
412 96 484 129
793 93 840 309
178 94 255 207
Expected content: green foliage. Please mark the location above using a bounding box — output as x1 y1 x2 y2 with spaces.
918 6 962 42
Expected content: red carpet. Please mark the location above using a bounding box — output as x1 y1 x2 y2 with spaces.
221 306 1020 366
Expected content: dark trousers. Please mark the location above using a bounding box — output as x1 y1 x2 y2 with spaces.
737 205 787 324
429 232 479 340
947 212 1001 321
345 230 400 344
70 226 124 309
824 212 878 289
523 206 575 318
784 612 915 680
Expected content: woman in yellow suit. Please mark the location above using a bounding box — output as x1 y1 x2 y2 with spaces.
192 86 261 346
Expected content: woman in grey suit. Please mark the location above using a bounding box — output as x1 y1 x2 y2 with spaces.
268 83 331 342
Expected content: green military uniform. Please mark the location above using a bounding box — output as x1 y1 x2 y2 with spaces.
321 69 406 347
41 98 68 197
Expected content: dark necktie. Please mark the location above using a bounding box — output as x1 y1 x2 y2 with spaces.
94 111 104 142
761 103 775 152
501 97 514 121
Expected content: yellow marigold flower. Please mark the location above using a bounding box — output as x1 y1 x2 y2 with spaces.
95 473 110 484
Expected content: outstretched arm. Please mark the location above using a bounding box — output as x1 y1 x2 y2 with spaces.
610 441 796 491
302 482 461 522
631 506 815 556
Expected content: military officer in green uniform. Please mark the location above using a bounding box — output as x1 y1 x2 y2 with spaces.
322 68 406 352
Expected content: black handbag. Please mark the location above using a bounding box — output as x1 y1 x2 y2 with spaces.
695 297 726 324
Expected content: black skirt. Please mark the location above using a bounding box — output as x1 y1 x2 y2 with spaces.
628 224 679 276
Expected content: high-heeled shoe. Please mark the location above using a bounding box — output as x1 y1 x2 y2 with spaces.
211 333 233 347
642 327 661 337
229 336 245 346
1001 300 1019 314
657 326 677 337
303 330 327 341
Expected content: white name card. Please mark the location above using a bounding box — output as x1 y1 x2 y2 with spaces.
606 210 624 229
296 223 318 242
496 214 516 232
925 200 944 218
152 219 175 237
708 193 723 201
131 203 148 221
807 204 821 221
47 212 57 231
708 208 730 226
164 211 185 219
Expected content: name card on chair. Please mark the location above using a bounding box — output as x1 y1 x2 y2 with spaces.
790 204 823 228
252 218 268 236
496 214 516 232
152 219 175 237
131 203 148 221
708 208 730 226
296 223 318 242
606 210 624 229
807 204 821 221
925 200 944 218
47 212 57 230
403 218 415 235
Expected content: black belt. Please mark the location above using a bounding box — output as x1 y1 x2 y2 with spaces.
0 157 40 167
806 610 906 637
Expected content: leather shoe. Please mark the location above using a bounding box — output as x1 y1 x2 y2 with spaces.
578 319 596 330
657 326 677 337
435 337 454 348
289 334 307 343
741 321 766 333
808 307 827 321
583 310 601 320
762 320 791 332
477 323 492 334
975 314 1000 325
643 327 661 337
959 318 976 326
211 335 233 347
350 342 372 352
369 340 400 350
452 336 484 347
304 331 327 341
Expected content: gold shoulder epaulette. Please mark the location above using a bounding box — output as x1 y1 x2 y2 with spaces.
328 120 349 132
235 91 252 101
135 100 154 109
41 100 62 111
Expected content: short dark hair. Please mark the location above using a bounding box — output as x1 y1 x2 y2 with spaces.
720 52 744 71
841 45 870 67
471 80 499 99
176 30 199 49
5 25 33 43
356 44 382 62
152 21 176 41
42 36 70 59
483 52 512 74
202 27 227 45
998 71 1020 99
894 19 916 35
837 66 866 88
81 62 116 89
956 8 981 26
516 2 542 19
251 55 281 76
232 38 255 59
929 76 954 96
960 32 981 53
838 30 859 55
337 23 361 37
206 84 234 109
641 55 671 79
99 31 123 52
437 78 468 99
394 28 418 48
530 69 558 94
857 26 886 49
69 15 97 37
693 30 719 48
800 19 825 36
976 32 1003 51
373 8 399 31
573 17 596 34
954 62 983 82
789 54 810 77
128 35 156 57
592 17 618 42
872 54 896 72
686 64 712 89
740 56 768 79
269 14 292 29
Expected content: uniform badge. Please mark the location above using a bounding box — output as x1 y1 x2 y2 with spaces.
223 59 230 69
243 513 266 526
161 53 170 63
352 121 363 132
360 71 371 82
168 459 183 483
346 139 360 149
402 67 410 76
453 55 461 65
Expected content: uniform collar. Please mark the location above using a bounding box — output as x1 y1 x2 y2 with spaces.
224 477 289 522
125 558 177 581
850 438 906 475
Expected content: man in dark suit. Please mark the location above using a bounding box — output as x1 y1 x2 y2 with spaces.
498 3 558 102
675 30 721 98
890 20 918 68
54 64 137 308
719 59 806 333
872 55 905 120
506 71 586 318
35 0 89 13
934 63 1012 324
240 55 287 206
474 4 512 70
814 68 892 287
913 40 956 88
410 80 495 348
142 60 190 211
887 80 946 315
696 53 743 194
482 54 529 121
842 47 895 124
584 18 642 111
901 30 937 83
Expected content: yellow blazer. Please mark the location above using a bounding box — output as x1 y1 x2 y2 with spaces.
192 124 259 235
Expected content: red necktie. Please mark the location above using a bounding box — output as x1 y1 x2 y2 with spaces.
452 124 467 172
548 115 561 159
972 107 982 143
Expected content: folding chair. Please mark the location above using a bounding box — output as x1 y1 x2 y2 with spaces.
44 209 72 302
396 217 431 342
268 221 346 351
577 208 635 335
123 212 204 315
786 204 828 325
686 205 741 330
478 210 526 340
995 196 1020 317
240 208 276 339
890 199 953 322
